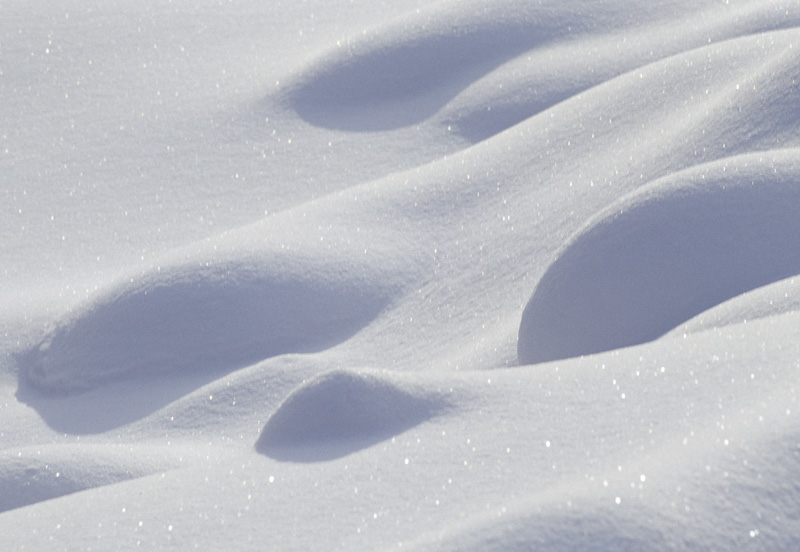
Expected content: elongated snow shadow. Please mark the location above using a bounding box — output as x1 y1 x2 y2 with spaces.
518 157 800 364
256 369 446 462
16 258 393 433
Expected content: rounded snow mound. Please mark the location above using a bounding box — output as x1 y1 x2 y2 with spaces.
518 152 800 365
256 369 446 461
21 253 391 394
286 5 559 131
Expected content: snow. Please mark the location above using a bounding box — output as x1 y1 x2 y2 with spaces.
21 249 394 394
256 369 449 461
519 151 800 364
3 0 800 550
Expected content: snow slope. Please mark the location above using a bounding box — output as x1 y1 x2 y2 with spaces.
2 0 800 550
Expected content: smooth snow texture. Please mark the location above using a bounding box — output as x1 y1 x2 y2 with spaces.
3 0 800 550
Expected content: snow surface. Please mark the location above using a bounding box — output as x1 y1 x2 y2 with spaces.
3 0 800 550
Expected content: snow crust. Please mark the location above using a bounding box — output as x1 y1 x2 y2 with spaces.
3 0 800 550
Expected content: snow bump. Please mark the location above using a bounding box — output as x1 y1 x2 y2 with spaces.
20 256 391 395
256 369 446 461
286 6 555 132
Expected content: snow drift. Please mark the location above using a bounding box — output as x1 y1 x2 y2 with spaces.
4 0 800 550
519 151 800 364
20 252 392 394
0 444 184 513
256 369 449 461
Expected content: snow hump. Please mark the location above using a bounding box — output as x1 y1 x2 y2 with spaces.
518 153 800 365
285 5 565 132
256 369 446 461
20 256 390 394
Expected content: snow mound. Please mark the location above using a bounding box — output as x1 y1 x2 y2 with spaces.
518 152 800 364
0 445 181 513
256 369 446 461
20 254 390 394
287 4 568 132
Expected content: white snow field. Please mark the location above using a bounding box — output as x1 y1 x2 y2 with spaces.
3 0 800 549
